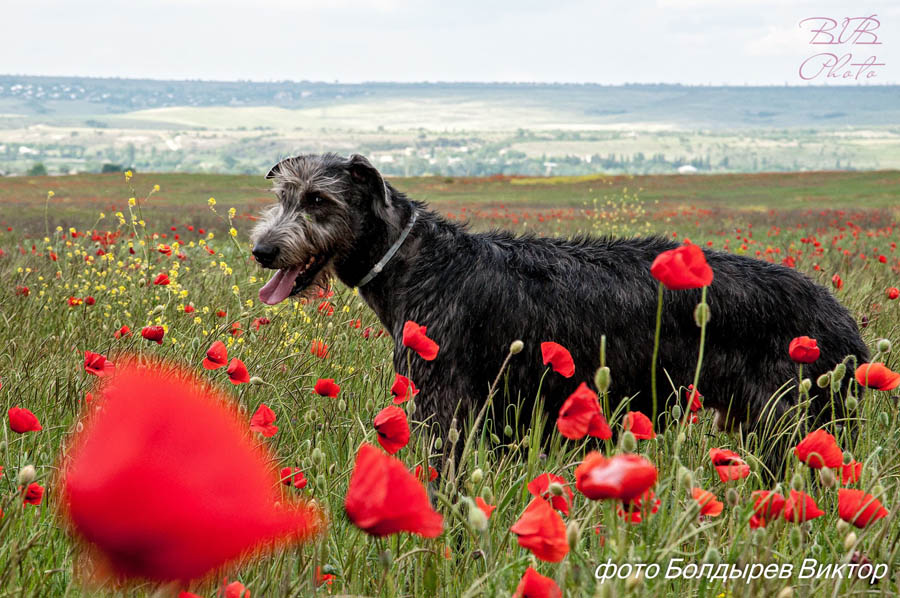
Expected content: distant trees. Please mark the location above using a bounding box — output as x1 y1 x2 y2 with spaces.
27 162 47 176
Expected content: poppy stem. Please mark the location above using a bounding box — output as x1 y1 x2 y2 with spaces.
688 286 709 425
650 282 664 426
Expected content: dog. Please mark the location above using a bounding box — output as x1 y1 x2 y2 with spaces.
250 153 868 470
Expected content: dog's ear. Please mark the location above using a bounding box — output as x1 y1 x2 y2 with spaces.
348 154 389 207
265 159 286 180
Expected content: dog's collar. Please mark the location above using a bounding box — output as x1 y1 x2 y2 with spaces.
357 209 418 287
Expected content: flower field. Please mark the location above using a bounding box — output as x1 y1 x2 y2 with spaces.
1 170 900 597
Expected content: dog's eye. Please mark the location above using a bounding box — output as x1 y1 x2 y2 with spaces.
305 193 323 207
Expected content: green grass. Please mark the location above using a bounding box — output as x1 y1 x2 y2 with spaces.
1 172 899 597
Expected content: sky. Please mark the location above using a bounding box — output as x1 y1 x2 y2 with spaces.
3 0 898 84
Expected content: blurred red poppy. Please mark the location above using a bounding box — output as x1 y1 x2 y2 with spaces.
84 351 115 377
623 411 655 440
841 460 863 485
153 273 170 286
794 429 843 469
749 490 785 528
344 443 443 537
650 243 713 290
512 567 561 598
390 373 419 404
22 482 44 505
59 359 323 583
556 382 611 440
855 362 900 391
310 340 329 359
224 581 250 598
280 467 307 490
527 473 574 515
8 407 42 433
782 490 824 523
314 378 341 398
709 448 751 482
510 497 568 563
575 452 657 501
373 406 410 454
838 489 888 528
184 305 195 314
475 497 496 520
617 489 660 524
249 403 277 437
686 384 703 412
402 321 439 361
251 317 270 331
114 325 131 339
141 326 165 344
227 359 250 385
888 287 900 300
692 488 723 517
415 464 438 483
788 336 820 364
832 274 843 290
203 341 228 370
540 342 574 377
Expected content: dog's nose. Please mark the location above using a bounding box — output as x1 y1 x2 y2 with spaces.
252 243 280 266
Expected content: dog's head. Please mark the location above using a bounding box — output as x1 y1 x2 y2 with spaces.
251 153 397 304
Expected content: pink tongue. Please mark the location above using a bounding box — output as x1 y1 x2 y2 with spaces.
258 265 303 305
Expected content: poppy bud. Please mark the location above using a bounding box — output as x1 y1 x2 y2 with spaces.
504 424 513 437
406 399 416 416
471 468 483 484
249 376 264 385
877 338 892 354
878 411 890 427
842 452 853 465
75 421 84 433
18 464 36 486
676 431 686 444
566 521 581 552
448 428 459 444
844 532 858 551
818 467 836 488
789 526 803 550
872 484 885 497
693 302 710 327
594 366 611 393
315 473 326 488
433 437 443 451
800 378 812 393
490 433 500 444
790 473 804 491
467 499 488 532
677 466 693 491
725 488 739 507
365 398 374 412
816 373 831 388
621 431 637 452
548 482 564 497
836 519 850 533
378 549 393 569
0 441 5 454
509 340 524 355
312 447 324 467
832 363 846 382
337 399 346 411
777 587 794 598
702 547 721 565
480 486 494 504
845 395 858 411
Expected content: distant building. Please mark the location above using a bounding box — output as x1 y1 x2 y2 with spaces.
678 164 698 174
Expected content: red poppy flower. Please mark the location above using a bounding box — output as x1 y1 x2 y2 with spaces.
202 341 228 370
527 473 574 515
855 362 900 391
153 273 170 286
22 482 44 505
179 592 202 598
838 489 888 528
230 322 243 337
390 373 419 404
313 378 340 398
8 406 42 433
622 411 655 440
59 360 323 582
114 325 131 339
832 274 843 290
782 490 824 523
68 296 82 307
224 581 250 598
402 321 440 361
373 406 410 454
317 301 334 316
249 403 277 437
315 567 335 587
841 460 863 485
280 467 308 490
512 567 562 598
310 340 329 359
157 244 172 256
216 310 226 318
475 497 496 520
251 317 270 331
788 336 820 364
617 489 661 524
84 351 115 377
85 296 96 306
888 287 900 300
509 497 569 563
692 488 723 517
574 452 658 501
650 243 713 290
709 448 751 482
141 326 165 344
415 464 438 483
15 285 30 296
686 384 703 412
794 429 843 469
344 443 443 537
749 490 785 528
184 305 195 314
540 342 574 378
227 358 250 385
556 382 611 440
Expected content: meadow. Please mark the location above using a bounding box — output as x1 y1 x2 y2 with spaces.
1 170 900 597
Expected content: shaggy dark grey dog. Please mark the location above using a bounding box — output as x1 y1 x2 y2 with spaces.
251 153 868 463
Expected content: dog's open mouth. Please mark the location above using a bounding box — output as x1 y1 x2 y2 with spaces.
258 254 326 305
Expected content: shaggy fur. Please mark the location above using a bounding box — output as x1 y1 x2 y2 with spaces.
252 153 869 466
